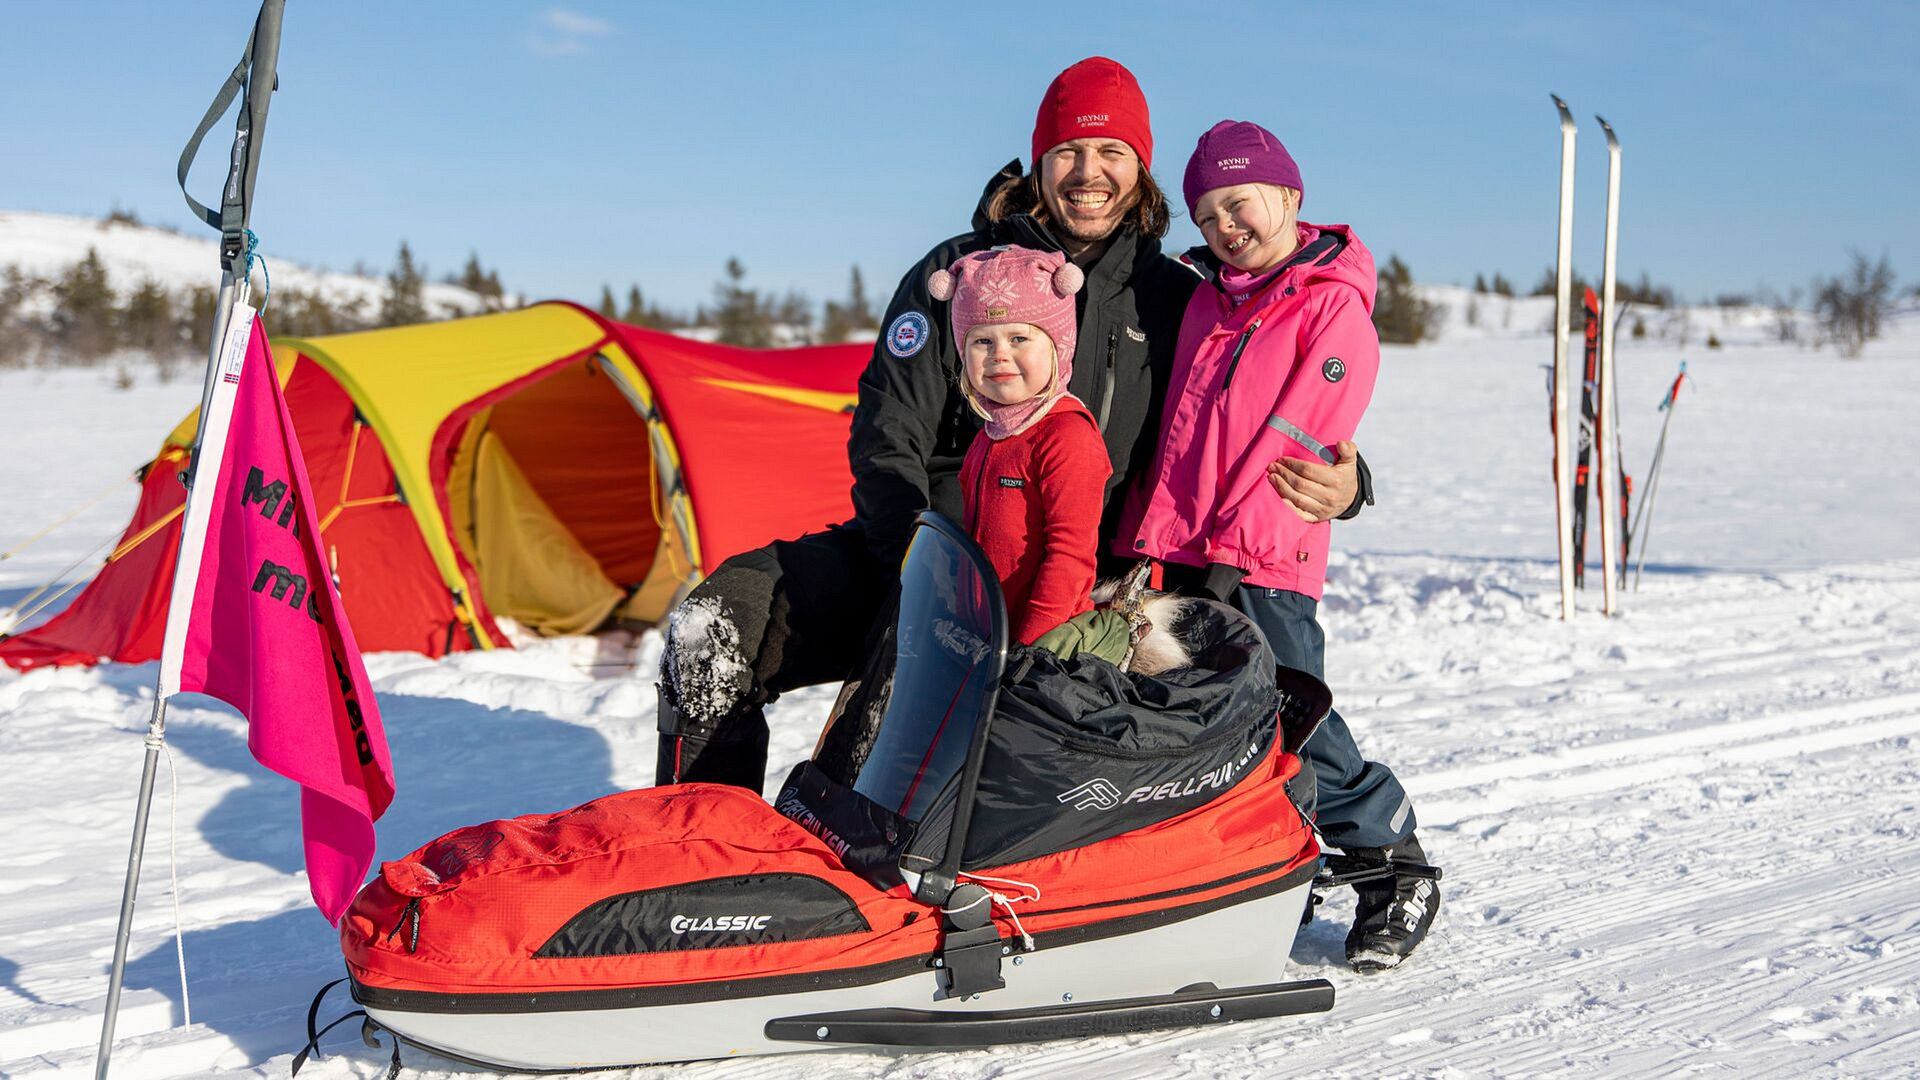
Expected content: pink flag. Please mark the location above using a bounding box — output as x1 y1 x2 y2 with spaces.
160 307 395 924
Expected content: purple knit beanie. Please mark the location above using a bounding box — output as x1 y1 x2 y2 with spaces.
1182 120 1303 216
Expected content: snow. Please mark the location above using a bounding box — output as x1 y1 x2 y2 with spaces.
3 298 1919 1076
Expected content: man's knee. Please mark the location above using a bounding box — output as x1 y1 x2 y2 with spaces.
659 555 780 730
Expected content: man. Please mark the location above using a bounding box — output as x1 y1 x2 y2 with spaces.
656 57 1431 970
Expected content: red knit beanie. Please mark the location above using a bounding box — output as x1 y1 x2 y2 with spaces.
1031 57 1152 170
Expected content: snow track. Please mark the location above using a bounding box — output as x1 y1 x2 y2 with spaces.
4 327 1919 1077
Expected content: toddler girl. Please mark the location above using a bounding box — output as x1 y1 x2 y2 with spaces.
929 246 1110 645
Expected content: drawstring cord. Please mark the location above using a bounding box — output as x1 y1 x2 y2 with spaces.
242 228 270 312
943 872 1042 952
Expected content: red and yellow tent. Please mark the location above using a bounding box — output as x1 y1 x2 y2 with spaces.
0 301 867 670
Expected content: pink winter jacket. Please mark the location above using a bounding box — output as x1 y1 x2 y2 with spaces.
1118 223 1379 600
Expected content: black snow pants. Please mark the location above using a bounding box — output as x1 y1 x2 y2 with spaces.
1232 586 1418 853
655 524 892 791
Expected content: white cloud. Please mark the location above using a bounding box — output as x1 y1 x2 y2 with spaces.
528 9 612 57
541 9 611 38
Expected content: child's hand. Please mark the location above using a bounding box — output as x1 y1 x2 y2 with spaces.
1267 440 1360 523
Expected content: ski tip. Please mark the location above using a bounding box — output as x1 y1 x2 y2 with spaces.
1596 115 1619 149
1551 94 1576 129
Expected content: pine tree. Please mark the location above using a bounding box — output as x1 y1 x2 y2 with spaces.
1373 255 1443 345
0 266 36 368
1491 272 1514 297
177 285 220 358
821 265 880 343
597 285 619 320
52 247 117 361
120 278 177 354
712 258 774 348
380 241 428 327
1473 272 1488 293
458 251 505 310
622 285 646 324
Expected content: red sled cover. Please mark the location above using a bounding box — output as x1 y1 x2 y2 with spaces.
342 747 1316 1000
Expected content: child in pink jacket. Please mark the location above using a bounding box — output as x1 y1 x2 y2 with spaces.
931 246 1110 645
1120 120 1438 972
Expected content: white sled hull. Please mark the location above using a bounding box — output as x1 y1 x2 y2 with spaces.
362 878 1314 1070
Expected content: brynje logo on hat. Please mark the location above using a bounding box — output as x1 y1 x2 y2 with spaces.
1218 156 1251 170
1075 113 1110 126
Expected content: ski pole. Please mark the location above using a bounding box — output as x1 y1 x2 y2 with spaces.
1630 363 1688 591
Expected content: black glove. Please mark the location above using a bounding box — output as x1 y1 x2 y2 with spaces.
1198 562 1247 603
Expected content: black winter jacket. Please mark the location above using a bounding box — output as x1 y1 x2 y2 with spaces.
848 161 1201 565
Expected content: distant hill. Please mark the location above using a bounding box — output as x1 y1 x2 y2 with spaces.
0 210 491 325
2 208 1817 368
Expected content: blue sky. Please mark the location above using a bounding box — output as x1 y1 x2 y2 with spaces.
3 2 1914 313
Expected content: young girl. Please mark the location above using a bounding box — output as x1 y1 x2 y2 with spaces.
928 246 1110 645
1120 120 1438 971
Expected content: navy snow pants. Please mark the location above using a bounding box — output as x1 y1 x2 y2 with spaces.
1233 586 1418 853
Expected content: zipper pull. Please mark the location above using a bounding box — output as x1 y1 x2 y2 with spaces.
385 897 422 953
1222 317 1262 390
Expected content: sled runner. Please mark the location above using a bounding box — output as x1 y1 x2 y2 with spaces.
334 513 1333 1069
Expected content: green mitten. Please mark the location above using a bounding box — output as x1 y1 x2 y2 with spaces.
1032 608 1133 666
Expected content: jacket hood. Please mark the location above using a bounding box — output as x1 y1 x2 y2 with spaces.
1184 222 1377 315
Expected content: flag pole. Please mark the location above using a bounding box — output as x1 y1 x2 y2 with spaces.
96 4 284 1076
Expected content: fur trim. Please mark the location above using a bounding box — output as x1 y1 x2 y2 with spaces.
1127 593 1195 676
1091 574 1195 676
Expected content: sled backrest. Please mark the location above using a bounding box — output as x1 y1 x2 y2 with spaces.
1275 665 1333 756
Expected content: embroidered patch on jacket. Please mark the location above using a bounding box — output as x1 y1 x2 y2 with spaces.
1322 356 1346 383
886 311 931 359
998 477 1026 489
1125 326 1146 343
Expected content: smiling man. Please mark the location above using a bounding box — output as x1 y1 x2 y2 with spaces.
654 57 1365 799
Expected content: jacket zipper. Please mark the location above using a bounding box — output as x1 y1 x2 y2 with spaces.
1221 318 1263 390
1096 329 1117 428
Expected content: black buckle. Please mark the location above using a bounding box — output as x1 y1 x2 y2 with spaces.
938 922 1006 997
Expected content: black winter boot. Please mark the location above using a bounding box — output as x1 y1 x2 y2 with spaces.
1343 833 1439 972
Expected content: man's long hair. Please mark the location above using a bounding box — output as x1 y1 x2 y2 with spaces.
983 168 1173 242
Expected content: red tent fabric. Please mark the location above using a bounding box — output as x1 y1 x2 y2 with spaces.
1 304 871 671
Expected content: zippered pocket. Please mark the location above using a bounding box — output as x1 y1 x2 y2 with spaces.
1221 318 1263 390
1096 328 1117 428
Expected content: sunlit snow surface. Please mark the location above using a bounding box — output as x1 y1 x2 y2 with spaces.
3 306 1918 1078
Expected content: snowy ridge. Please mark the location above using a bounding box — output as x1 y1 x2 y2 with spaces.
0 210 490 321
2 275 1918 1075
5 207 1821 350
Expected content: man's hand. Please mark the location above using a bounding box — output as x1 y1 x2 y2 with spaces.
1267 440 1361 523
